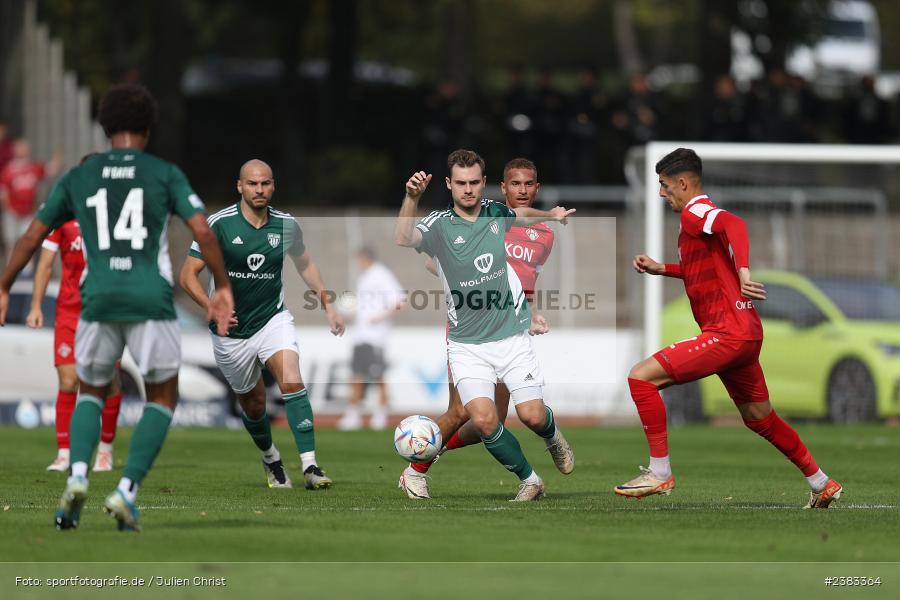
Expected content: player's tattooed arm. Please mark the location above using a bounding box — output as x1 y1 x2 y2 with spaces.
290 251 345 336
395 171 431 248
513 206 575 226
0 219 50 326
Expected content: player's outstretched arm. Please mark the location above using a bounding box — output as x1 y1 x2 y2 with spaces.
633 254 668 276
185 213 233 336
290 251 345 336
513 206 575 226
0 219 50 326
395 171 430 248
26 247 56 328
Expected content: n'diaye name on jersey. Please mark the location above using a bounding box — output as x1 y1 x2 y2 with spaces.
36 148 205 322
416 199 531 344
189 204 305 338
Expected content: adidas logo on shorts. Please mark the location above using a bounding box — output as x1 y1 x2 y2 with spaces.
524 373 534 381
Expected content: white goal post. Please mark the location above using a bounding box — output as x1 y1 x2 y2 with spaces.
638 142 900 358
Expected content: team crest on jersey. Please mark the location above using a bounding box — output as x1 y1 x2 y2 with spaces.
489 220 499 235
526 227 538 241
474 253 494 274
247 253 266 271
267 233 281 248
58 343 72 358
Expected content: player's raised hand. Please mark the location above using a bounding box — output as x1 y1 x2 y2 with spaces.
208 286 235 336
529 313 549 336
405 171 432 200
738 267 766 300
25 306 43 329
549 206 576 225
633 254 665 275
0 289 8 326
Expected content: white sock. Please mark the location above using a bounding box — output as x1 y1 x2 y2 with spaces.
117 477 138 504
806 469 829 491
71 461 88 478
649 456 672 479
403 465 420 477
262 444 280 463
522 470 541 485
57 448 70 460
300 451 317 471
97 441 113 454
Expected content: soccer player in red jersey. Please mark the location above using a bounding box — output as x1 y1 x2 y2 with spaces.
616 147 841 508
399 157 569 499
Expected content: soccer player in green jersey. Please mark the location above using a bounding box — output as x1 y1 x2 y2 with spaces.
395 149 576 501
0 84 234 531
180 159 344 490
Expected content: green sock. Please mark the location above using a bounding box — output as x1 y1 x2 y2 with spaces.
70 395 104 466
241 410 273 452
284 389 315 454
122 403 173 484
536 406 557 439
482 424 534 480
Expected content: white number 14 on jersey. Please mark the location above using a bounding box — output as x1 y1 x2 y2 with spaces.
86 188 149 250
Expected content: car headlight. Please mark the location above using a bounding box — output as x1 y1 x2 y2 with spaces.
877 342 900 357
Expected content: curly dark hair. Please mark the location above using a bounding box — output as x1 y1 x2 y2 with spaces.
98 84 158 137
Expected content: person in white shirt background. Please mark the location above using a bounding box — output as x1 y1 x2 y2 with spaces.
338 246 405 431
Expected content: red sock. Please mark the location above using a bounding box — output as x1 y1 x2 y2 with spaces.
628 377 668 457
410 460 431 473
410 430 470 474
445 431 465 450
100 392 123 444
56 391 77 450
743 410 819 476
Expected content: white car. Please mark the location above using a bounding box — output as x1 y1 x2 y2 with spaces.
0 281 228 407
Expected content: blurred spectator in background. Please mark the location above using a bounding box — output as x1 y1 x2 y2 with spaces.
338 246 405 432
842 76 893 144
748 68 815 143
612 73 660 146
0 138 62 264
567 67 606 183
706 75 748 141
534 67 568 182
0 120 12 172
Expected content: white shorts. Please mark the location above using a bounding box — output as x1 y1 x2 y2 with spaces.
211 310 300 394
76 319 180 386
448 331 544 405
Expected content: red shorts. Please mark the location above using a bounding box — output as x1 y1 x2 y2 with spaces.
653 332 769 404
54 310 79 366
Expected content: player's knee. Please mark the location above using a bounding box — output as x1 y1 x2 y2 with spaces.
517 404 545 430
470 412 499 437
58 372 79 392
628 362 650 381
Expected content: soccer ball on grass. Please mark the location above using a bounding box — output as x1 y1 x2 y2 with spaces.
393 415 442 463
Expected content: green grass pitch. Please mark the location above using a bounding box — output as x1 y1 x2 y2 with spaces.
1 424 898 598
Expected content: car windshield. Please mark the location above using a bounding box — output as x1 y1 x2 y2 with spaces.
825 18 867 39
813 278 900 321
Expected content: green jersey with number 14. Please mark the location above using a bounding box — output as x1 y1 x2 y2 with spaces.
36 148 205 322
